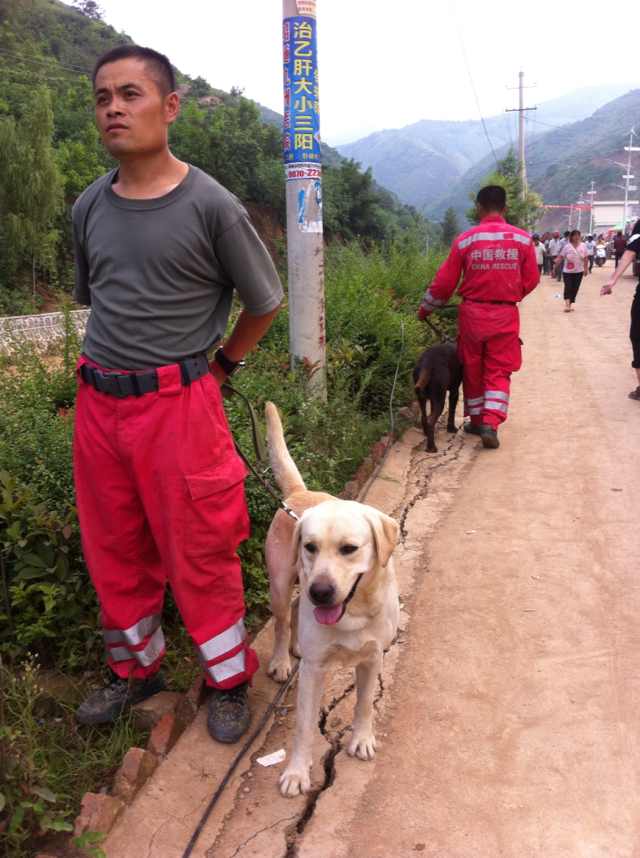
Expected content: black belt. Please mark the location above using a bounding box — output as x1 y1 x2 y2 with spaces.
464 298 516 305
80 354 210 399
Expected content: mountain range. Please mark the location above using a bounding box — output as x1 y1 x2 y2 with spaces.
336 84 639 224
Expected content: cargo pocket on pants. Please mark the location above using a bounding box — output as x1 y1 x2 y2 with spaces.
184 454 250 559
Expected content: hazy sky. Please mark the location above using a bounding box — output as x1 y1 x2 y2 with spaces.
81 0 637 145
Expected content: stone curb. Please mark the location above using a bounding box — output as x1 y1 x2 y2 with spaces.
69 428 396 845
71 676 205 841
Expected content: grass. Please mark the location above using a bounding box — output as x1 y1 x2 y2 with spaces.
0 655 150 858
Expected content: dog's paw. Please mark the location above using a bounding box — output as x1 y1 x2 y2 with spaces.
268 655 293 683
279 765 311 797
347 731 377 761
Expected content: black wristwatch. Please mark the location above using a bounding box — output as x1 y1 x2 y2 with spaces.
213 348 245 377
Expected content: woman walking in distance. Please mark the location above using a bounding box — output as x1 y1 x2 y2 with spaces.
556 229 589 312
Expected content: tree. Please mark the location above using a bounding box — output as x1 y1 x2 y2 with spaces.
467 150 543 232
441 207 459 246
189 76 211 99
0 87 64 296
72 0 103 20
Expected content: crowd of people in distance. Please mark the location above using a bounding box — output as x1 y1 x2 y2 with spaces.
531 229 628 313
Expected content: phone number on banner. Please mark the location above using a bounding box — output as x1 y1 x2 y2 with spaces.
285 164 322 182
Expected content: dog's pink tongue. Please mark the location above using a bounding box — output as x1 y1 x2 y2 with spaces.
314 604 343 625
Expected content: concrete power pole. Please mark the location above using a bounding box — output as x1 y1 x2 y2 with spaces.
506 71 537 206
587 181 596 235
622 127 640 234
282 0 326 398
576 194 583 232
518 71 526 198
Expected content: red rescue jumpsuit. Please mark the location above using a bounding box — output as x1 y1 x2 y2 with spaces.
73 356 259 690
419 214 539 429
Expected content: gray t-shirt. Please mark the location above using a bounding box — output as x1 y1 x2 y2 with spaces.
72 165 284 369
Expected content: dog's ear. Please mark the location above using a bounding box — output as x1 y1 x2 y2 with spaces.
363 506 399 568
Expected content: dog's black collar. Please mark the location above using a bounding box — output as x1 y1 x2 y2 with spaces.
338 573 365 621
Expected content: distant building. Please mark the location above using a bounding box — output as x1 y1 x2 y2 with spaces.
592 200 640 234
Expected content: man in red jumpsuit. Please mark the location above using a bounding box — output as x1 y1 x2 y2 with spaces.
72 46 283 742
418 185 539 449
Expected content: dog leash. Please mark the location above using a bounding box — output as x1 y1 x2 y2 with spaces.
180 661 300 858
423 315 451 343
223 381 300 522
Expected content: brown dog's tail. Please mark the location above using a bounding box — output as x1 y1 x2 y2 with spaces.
414 366 430 391
265 401 306 497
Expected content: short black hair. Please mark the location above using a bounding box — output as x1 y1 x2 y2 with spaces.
569 229 581 240
93 45 176 95
563 231 570 237
476 185 506 212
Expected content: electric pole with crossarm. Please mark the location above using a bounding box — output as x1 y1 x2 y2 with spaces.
506 71 536 202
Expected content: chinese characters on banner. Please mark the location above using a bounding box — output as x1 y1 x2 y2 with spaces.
283 15 321 179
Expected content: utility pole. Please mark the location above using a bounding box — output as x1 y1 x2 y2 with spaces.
282 0 326 398
576 193 584 232
622 127 640 234
506 70 537 202
587 181 596 235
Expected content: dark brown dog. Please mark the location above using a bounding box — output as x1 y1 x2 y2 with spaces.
413 342 463 452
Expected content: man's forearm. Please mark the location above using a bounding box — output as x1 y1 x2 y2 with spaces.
221 305 282 362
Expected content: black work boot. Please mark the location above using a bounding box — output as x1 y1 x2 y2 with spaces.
76 671 166 725
463 422 482 436
207 682 251 744
479 425 500 449
628 386 640 401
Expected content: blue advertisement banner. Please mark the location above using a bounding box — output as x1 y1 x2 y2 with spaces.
282 15 321 166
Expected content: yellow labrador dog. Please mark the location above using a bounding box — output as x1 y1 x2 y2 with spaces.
264 402 400 797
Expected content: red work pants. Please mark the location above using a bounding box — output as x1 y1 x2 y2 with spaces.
73 356 258 689
457 301 522 430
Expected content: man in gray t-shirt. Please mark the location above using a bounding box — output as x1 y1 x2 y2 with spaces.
73 44 283 744
73 164 282 369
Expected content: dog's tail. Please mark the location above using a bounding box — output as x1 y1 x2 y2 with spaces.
265 401 306 497
414 366 430 391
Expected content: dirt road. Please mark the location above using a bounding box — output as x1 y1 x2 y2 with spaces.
104 263 640 858
298 263 640 857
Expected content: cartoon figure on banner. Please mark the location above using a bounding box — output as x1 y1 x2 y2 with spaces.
297 179 322 234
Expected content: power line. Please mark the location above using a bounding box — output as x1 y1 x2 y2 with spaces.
0 65 87 87
528 116 570 131
450 0 499 169
0 46 91 76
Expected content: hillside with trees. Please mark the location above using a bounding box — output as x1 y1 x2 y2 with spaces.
0 0 432 314
337 84 636 215
431 89 640 225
